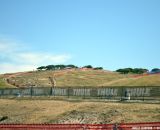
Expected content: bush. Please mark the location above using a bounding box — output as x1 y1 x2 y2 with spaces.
83 65 93 68
151 68 160 72
116 68 148 74
94 67 103 70
37 66 46 70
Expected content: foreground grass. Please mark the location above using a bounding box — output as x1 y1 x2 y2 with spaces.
0 99 159 124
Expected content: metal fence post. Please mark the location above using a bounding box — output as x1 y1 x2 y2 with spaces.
83 87 85 99
143 87 145 101
30 87 33 97
68 87 70 98
50 87 52 96
121 88 123 101
2 89 4 97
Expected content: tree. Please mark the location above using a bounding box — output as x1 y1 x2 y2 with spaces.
94 67 103 70
124 68 133 73
116 68 148 74
66 64 78 68
54 64 66 70
83 65 93 68
37 66 46 71
116 68 130 74
45 65 55 70
151 68 160 72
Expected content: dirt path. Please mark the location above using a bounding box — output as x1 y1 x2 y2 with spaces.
3 72 29 87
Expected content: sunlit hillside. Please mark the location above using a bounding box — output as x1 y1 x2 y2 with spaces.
1 69 130 88
1 69 160 88
0 76 14 88
105 74 160 87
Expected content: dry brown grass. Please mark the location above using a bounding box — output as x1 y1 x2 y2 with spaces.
1 70 160 88
106 74 160 86
0 99 159 124
1 70 130 88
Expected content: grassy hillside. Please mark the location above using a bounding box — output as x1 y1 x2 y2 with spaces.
2 70 130 88
0 76 14 88
1 70 160 88
106 74 160 86
0 99 159 123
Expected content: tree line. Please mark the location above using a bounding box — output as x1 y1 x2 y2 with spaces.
116 68 160 74
37 64 160 75
37 64 103 71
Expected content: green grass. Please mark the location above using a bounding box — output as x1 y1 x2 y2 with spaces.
0 78 6 88
0 78 14 88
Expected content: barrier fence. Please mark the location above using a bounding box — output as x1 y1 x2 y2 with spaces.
0 122 160 130
0 87 160 101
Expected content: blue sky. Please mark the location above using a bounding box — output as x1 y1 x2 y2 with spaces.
0 0 160 73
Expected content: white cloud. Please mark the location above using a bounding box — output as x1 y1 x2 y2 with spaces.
0 40 72 74
13 53 71 64
0 63 35 74
44 54 71 63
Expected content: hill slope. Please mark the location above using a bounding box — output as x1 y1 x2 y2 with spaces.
0 75 14 88
1 70 160 88
2 70 129 88
105 74 160 86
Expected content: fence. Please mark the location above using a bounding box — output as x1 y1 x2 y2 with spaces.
0 122 160 130
0 87 159 101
